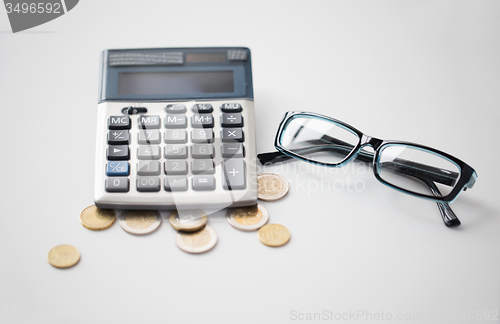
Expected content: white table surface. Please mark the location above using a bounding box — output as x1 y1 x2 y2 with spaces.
1 1 499 323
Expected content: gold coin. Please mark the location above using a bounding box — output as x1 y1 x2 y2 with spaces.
119 210 161 235
47 245 80 269
169 210 207 232
257 173 289 201
227 204 269 231
79 205 116 230
258 224 291 247
175 225 218 254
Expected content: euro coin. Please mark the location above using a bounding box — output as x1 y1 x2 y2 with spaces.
169 210 207 232
257 173 289 201
227 204 269 231
175 225 217 254
119 210 161 235
80 205 116 231
258 224 291 247
48 245 80 268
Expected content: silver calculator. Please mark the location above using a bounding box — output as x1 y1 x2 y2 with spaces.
94 47 257 210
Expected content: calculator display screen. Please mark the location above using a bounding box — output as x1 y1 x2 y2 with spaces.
118 71 234 95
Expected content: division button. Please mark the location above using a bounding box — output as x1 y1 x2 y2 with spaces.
221 103 242 113
221 113 243 127
138 115 161 129
165 114 187 128
108 130 130 145
221 128 244 142
138 130 161 144
107 145 130 160
192 103 213 113
106 161 130 176
165 104 186 114
137 145 161 160
137 161 161 176
191 114 214 128
137 177 161 192
165 176 188 192
222 143 245 158
192 175 216 191
165 160 188 175
108 116 131 130
222 159 246 190
106 177 129 192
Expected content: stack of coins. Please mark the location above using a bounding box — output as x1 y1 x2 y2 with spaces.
169 210 217 254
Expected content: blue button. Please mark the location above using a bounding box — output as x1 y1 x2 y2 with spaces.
107 161 129 176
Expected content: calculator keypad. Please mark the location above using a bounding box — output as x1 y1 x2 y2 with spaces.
104 102 248 193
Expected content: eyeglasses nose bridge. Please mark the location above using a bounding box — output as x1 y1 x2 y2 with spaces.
360 134 383 150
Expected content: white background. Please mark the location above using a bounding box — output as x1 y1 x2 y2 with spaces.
0 1 499 323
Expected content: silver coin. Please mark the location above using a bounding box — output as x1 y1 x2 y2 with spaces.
257 173 289 201
175 225 218 254
168 210 207 232
227 204 269 231
119 210 161 235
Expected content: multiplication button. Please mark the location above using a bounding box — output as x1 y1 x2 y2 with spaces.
221 129 244 142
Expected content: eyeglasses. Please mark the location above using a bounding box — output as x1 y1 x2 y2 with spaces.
257 111 477 227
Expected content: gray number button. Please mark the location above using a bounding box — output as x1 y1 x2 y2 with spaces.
137 177 161 192
165 160 188 175
137 145 161 160
192 144 214 158
164 145 188 159
192 159 215 174
191 129 214 143
192 176 216 191
137 161 161 176
138 130 160 144
165 129 187 143
105 177 129 192
165 176 188 192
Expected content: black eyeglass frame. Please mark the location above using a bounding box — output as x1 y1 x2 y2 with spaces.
269 111 477 203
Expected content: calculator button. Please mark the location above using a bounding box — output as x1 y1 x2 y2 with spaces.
164 176 188 192
192 103 213 113
221 113 243 127
222 159 246 190
165 160 188 175
165 104 186 114
138 130 161 144
192 159 215 174
137 177 161 192
192 176 216 191
164 144 188 159
106 177 129 192
165 114 187 128
165 129 187 143
108 116 131 130
222 143 245 158
191 114 214 128
191 144 214 159
221 128 244 142
137 161 161 176
137 145 161 160
191 129 214 143
106 161 130 176
138 115 161 129
221 103 242 113
108 130 130 145
107 145 130 160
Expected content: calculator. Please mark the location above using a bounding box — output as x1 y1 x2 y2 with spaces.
94 47 258 210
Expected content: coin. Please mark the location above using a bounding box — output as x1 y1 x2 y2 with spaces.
175 225 218 254
169 210 207 232
258 224 291 247
257 173 289 201
80 205 116 231
47 245 80 268
119 210 161 235
227 204 269 231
